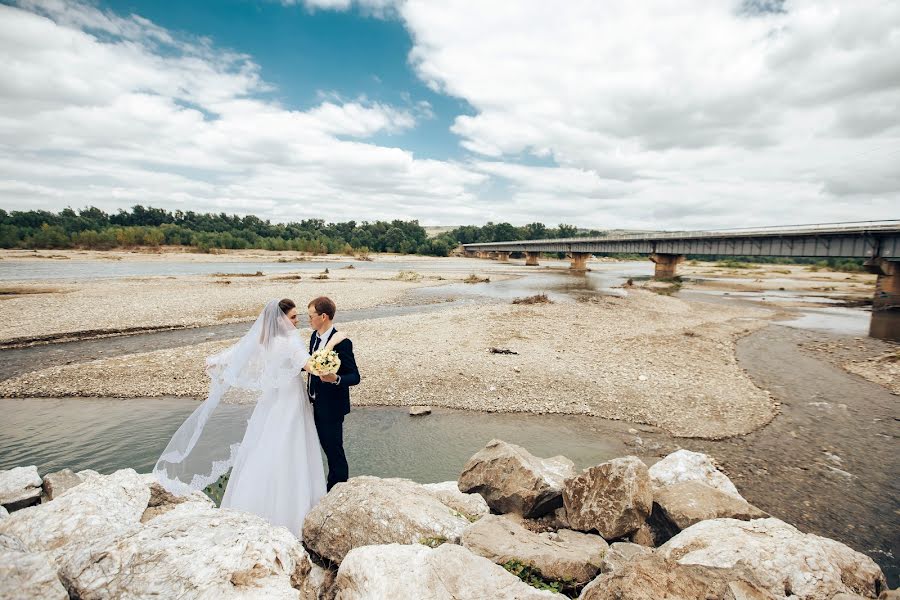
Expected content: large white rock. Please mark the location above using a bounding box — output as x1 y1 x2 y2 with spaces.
0 469 150 561
653 481 768 530
462 514 608 585
0 533 67 600
0 466 42 506
303 476 472 564
649 450 742 500
57 502 314 599
458 439 575 518
658 518 887 600
421 481 489 521
0 506 7 519
332 543 559 599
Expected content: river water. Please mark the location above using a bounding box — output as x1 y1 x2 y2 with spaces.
1 256 897 584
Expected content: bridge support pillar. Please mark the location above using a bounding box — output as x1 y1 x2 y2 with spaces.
525 251 540 266
464 251 477 258
650 253 684 279
497 252 510 262
865 258 900 311
569 252 590 271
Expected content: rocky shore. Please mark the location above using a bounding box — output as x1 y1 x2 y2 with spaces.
0 441 892 599
0 290 777 439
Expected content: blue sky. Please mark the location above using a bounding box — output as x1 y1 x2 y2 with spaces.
0 0 898 228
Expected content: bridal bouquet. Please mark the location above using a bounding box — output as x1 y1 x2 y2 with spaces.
308 349 341 376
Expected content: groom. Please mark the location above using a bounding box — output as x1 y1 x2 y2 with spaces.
306 296 360 491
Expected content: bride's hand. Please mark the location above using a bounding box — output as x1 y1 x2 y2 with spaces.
324 332 347 352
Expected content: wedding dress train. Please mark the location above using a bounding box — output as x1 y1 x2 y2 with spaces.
154 300 326 538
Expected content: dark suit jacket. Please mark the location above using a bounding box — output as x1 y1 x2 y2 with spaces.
308 329 360 419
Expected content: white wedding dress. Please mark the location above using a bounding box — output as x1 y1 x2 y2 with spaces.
154 300 326 538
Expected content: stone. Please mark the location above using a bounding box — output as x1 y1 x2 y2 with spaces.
409 405 432 416
40 468 83 502
649 449 742 499
599 542 653 574
421 481 489 521
879 592 900 599
302 476 472 564
0 469 150 562
57 502 314 599
579 554 776 600
0 506 7 519
332 543 559 599
563 456 652 539
0 466 42 507
458 439 575 518
461 514 608 585
140 477 213 523
0 533 68 600
628 522 657 547
658 517 887 600
653 481 768 530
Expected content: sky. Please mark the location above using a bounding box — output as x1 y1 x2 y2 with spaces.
0 0 898 230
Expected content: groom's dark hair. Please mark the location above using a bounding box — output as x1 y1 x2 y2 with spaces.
278 298 296 314
308 296 336 320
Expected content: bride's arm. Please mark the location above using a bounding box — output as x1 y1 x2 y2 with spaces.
324 332 347 351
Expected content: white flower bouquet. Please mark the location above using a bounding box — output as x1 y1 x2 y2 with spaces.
308 349 341 376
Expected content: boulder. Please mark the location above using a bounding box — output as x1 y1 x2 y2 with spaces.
0 469 150 562
461 514 608 585
0 533 67 600
649 449 742 500
140 478 213 523
57 502 314 599
579 554 776 600
0 506 7 519
303 476 472 564
409 406 432 416
40 469 83 502
332 543 559 599
563 456 652 539
0 466 42 508
458 439 575 518
658 517 887 600
880 592 900 599
599 542 653 574
653 481 768 530
421 481 489 521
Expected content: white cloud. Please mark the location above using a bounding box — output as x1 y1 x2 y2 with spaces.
0 0 486 224
397 0 900 227
2 0 899 229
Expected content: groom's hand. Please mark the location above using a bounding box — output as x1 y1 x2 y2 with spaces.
320 373 338 383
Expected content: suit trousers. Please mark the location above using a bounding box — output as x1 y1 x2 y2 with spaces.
313 406 348 491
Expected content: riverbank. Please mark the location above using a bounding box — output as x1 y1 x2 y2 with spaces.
0 289 776 439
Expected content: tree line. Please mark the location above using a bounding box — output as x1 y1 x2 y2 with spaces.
0 206 592 256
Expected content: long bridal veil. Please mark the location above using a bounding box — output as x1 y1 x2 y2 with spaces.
154 299 308 496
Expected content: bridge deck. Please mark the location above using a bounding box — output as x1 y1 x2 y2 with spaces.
463 221 900 259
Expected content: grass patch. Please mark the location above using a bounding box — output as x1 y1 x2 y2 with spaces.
216 306 260 320
512 293 551 305
312 273 329 280
463 274 490 284
393 271 423 282
715 260 752 269
418 536 448 548
501 560 578 597
272 274 302 281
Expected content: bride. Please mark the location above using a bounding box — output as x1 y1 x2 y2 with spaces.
154 298 339 537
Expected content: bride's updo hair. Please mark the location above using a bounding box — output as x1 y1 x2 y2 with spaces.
278 299 296 314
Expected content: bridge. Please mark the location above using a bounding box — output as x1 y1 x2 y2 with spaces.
462 220 900 314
